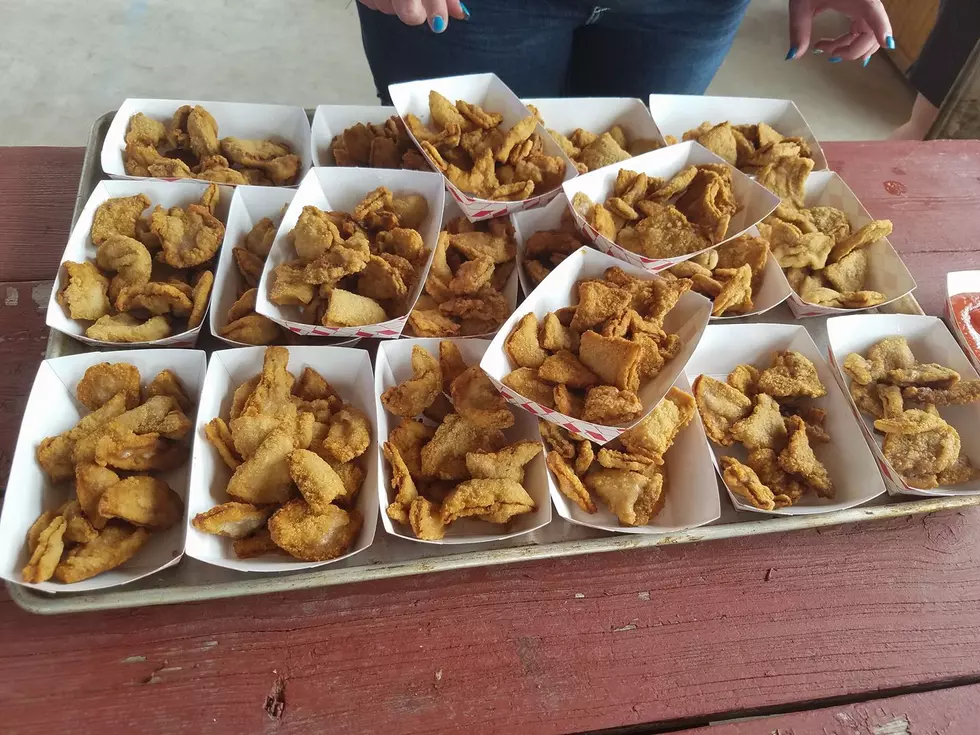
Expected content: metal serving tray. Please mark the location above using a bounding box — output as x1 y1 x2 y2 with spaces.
9 112 980 615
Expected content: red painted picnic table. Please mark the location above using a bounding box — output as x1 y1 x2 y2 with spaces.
2 141 980 735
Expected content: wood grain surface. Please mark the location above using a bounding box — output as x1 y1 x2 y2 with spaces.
2 141 980 735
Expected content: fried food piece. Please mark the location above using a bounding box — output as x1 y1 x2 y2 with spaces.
146 369 191 412
384 441 418 523
729 394 788 451
97 476 184 529
93 431 187 472
829 219 893 264
502 367 555 408
268 500 361 561
436 340 468 394
720 456 776 511
441 479 534 524
287 448 348 513
187 269 213 329
504 313 549 370
57 261 111 321
322 406 371 463
74 363 141 411
115 281 192 317
421 413 505 481
409 497 446 540
586 467 665 526
727 364 760 396
86 313 171 343
192 501 273 539
747 448 805 507
758 351 827 399
382 345 442 418
886 364 960 389
233 528 281 559
694 375 753 446
902 380 980 406
51 523 149 583
450 365 514 429
22 516 67 584
779 416 834 497
323 289 388 327
205 417 241 470
239 346 294 419
581 385 643 425
711 264 754 317
186 105 220 159
843 353 877 386
578 331 641 392
538 350 599 389
74 463 119 529
61 502 101 543
822 249 868 293
571 281 632 332
388 419 435 480
151 203 225 269
937 453 979 486
226 424 297 504
466 440 542 483
883 424 961 477
874 408 948 435
96 234 153 303
619 387 695 463
547 452 596 513
595 448 655 472
757 156 814 208
91 194 151 245
221 314 281 345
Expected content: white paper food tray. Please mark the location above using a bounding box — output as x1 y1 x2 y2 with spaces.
561 140 780 273
255 167 445 338
782 171 916 318
481 247 712 445
826 314 980 498
186 346 378 571
647 94 828 170
523 97 665 152
0 349 207 592
375 338 551 544
47 179 232 348
388 73 577 222
511 192 585 297
683 323 886 515
945 271 980 375
311 105 400 167
545 373 720 535
101 98 313 185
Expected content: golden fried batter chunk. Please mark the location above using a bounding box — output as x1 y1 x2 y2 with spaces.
75 362 141 411
581 385 643 425
97 476 184 529
151 203 225 269
54 523 150 583
421 413 505 481
441 479 534 524
547 452 596 513
720 456 776 511
23 516 67 583
757 351 827 399
382 345 442 418
323 406 372 463
268 500 361 561
57 261 111 321
192 501 273 539
619 387 695 463
586 466 665 526
466 440 542 483
778 416 834 498
694 375 753 446
91 194 151 245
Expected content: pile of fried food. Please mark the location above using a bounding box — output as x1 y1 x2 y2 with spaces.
682 120 815 175
269 187 430 328
407 91 566 201
502 267 688 426
756 159 892 309
382 342 539 540
27 363 193 584
124 106 301 185
536 116 667 173
543 387 694 527
571 163 737 260
666 232 771 317
843 336 980 489
694 350 835 510
408 213 516 337
57 186 221 342
195 347 367 561
330 115 427 170
220 212 286 345
521 208 589 287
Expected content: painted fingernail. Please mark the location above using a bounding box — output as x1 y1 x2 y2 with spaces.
829 56 842 63
785 46 797 60
886 35 895 49
863 56 871 67
431 15 446 32
460 2 470 19
812 48 824 54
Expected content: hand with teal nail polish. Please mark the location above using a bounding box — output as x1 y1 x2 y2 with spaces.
356 0 469 31
786 0 893 64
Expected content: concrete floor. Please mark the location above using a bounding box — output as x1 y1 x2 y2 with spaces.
0 0 914 147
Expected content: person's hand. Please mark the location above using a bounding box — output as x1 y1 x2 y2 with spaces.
786 0 894 65
357 0 469 33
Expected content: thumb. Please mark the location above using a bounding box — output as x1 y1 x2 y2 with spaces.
787 0 814 58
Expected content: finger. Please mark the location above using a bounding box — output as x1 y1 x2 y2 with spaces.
445 0 469 21
860 0 894 48
787 0 814 58
812 31 858 56
422 0 450 31
829 33 879 62
391 0 427 25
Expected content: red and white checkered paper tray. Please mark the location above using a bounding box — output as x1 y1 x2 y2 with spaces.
388 73 578 222
480 247 712 446
185 345 378 572
310 104 400 167
255 166 446 339
0 349 207 592
647 93 828 171
544 372 721 535
561 140 780 273
101 98 313 186
944 271 980 376
522 97 665 152
46 179 232 348
826 314 980 498
375 338 551 545
684 323 886 515
781 171 916 318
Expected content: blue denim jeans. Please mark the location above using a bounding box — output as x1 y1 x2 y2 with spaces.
357 0 753 104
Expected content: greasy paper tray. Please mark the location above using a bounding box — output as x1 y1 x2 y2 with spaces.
647 94 828 171
47 179 232 348
523 97 664 151
561 140 780 272
255 166 446 338
684 323 886 515
0 349 207 592
388 73 577 221
374 338 551 544
826 314 980 498
101 98 313 185
185 346 378 571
